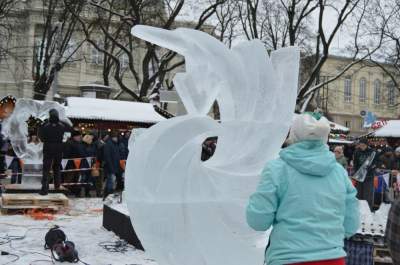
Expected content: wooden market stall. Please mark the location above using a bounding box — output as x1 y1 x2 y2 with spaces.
328 121 353 145
368 120 400 147
64 97 165 133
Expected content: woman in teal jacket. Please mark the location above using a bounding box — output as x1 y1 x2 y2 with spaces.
246 113 359 265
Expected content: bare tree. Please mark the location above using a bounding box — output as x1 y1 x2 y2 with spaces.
67 0 224 102
212 0 240 48
217 0 386 112
0 0 21 62
368 0 400 96
32 0 85 100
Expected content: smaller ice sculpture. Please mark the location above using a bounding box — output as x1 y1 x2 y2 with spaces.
2 99 71 164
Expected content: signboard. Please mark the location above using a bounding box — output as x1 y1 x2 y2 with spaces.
371 120 387 130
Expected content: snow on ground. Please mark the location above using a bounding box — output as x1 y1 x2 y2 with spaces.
0 198 157 265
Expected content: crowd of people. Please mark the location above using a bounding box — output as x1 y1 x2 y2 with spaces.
0 109 131 199
332 139 400 210
37 109 131 198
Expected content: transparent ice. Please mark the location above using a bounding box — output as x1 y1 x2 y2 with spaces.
2 99 71 164
125 25 300 265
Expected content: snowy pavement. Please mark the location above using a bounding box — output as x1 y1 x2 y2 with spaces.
0 198 157 265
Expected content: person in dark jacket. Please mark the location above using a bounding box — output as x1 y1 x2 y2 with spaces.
103 131 121 199
64 130 85 197
38 109 71 195
119 131 130 160
386 197 400 264
6 140 21 184
378 147 397 170
81 133 97 197
93 133 108 197
353 138 377 210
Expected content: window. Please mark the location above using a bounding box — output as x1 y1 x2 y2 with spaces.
344 78 352 102
90 42 103 64
120 53 129 69
388 81 396 106
359 78 366 103
374 79 381 104
359 120 364 130
63 40 76 61
345 120 351 129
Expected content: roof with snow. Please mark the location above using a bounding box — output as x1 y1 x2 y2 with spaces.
372 120 400 137
65 97 165 124
329 122 349 132
328 139 353 144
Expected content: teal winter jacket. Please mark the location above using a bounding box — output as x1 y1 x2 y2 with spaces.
246 140 359 265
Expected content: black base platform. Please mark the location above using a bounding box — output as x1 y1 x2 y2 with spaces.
102 204 144 250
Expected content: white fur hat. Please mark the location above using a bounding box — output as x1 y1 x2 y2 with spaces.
288 113 331 144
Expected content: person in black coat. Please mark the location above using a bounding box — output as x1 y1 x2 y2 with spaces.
6 140 21 184
353 138 378 210
38 109 72 195
119 131 130 160
103 131 121 198
81 133 97 197
64 130 85 197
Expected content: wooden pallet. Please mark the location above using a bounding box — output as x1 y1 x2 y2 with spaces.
1 193 69 208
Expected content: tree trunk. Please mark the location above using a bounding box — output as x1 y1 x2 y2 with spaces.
33 75 50 100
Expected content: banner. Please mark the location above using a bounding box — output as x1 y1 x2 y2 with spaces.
61 159 68 170
5 155 13 168
86 157 92 168
73 159 81 169
382 173 390 187
363 111 376 128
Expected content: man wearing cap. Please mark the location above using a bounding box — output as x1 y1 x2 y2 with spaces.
38 109 72 195
246 113 359 265
353 138 377 209
103 130 122 199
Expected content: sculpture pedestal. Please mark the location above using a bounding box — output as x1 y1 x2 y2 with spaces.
102 202 144 250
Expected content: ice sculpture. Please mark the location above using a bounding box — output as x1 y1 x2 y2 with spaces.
2 99 71 163
125 25 300 265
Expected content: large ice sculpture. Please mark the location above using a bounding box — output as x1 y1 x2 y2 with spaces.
2 99 71 163
125 25 300 265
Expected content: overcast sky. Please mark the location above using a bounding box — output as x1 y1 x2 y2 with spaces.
173 1 370 57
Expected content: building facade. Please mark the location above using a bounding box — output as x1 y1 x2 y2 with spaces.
0 0 182 115
315 56 400 136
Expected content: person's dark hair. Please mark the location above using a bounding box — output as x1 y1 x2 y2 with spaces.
358 138 368 145
49 109 59 123
110 130 119 138
71 130 81 138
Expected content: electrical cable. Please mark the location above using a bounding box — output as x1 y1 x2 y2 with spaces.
98 240 134 253
29 259 54 265
0 251 19 265
78 258 91 265
0 227 49 246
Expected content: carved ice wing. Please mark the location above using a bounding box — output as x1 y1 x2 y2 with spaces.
126 25 300 265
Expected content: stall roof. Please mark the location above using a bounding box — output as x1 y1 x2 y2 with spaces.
328 139 353 144
372 120 400 137
330 122 349 132
65 97 165 124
